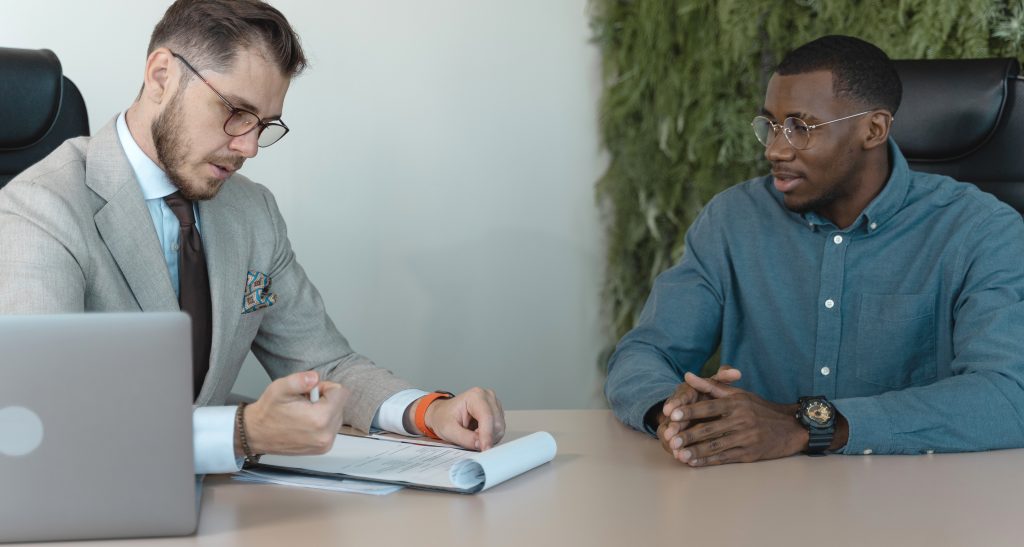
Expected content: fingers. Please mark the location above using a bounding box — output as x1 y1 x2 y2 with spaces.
672 396 734 422
442 419 480 449
686 447 748 467
491 394 507 445
684 372 738 398
662 421 687 451
468 395 496 451
664 367 743 421
248 375 346 455
426 388 504 451
662 383 697 419
676 427 749 465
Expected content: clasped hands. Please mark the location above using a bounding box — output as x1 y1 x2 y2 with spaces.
240 371 505 457
656 366 808 467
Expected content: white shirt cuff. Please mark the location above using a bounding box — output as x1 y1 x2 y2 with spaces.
371 389 429 435
193 406 243 474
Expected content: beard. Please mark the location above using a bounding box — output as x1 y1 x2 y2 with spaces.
151 90 243 201
784 186 847 215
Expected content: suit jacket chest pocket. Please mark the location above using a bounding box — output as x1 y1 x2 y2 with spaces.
855 293 937 389
236 307 268 343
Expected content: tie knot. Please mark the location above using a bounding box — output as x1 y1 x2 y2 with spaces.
163 192 196 226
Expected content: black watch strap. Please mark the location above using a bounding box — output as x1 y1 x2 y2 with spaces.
805 426 834 456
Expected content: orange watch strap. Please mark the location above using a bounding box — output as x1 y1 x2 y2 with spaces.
415 391 453 440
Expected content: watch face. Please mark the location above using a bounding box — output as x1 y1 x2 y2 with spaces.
805 400 833 425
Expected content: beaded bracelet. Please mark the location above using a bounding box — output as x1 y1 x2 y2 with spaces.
236 402 261 465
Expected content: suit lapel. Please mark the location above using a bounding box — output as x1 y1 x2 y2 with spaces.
196 195 246 400
88 120 178 312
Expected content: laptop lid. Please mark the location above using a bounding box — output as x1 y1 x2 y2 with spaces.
0 312 197 543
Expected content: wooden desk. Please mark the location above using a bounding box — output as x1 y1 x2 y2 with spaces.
25 410 1024 546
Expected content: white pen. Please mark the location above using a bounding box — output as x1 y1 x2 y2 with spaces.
309 385 320 403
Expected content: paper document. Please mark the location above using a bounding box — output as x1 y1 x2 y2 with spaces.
232 468 402 495
256 431 557 494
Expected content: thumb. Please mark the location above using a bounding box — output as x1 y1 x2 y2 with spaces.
711 364 742 384
270 371 319 398
684 372 736 398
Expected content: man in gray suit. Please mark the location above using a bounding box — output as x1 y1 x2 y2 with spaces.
0 0 504 474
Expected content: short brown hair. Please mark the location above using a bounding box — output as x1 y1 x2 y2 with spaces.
148 0 307 78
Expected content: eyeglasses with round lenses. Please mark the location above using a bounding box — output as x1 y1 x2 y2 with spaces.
170 51 289 148
751 111 872 150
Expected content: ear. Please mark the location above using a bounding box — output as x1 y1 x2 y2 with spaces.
141 48 176 105
863 110 892 151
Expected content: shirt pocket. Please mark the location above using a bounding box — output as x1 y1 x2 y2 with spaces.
855 293 937 389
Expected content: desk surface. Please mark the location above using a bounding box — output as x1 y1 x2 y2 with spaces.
26 410 1024 546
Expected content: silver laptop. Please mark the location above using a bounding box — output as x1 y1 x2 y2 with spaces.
0 313 198 543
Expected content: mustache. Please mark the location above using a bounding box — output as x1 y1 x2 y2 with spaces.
208 155 245 171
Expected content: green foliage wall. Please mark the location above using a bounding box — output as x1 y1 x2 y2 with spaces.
590 0 1024 355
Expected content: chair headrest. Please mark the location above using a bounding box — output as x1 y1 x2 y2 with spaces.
0 47 65 151
892 58 1020 162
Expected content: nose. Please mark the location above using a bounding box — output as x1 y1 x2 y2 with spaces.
764 127 795 163
229 129 260 159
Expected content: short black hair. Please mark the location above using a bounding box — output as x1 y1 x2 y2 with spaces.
776 35 902 115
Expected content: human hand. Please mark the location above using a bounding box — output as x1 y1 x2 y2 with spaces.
666 372 806 466
658 365 742 455
242 371 350 456
422 387 505 451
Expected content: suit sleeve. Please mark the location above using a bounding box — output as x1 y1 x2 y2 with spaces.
0 180 87 312
248 189 413 432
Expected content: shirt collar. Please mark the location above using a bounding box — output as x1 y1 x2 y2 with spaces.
115 112 178 201
857 138 911 232
798 138 911 233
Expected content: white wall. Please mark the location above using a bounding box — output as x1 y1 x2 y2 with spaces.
1 0 608 410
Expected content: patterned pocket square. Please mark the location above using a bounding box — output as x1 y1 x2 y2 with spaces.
242 270 277 314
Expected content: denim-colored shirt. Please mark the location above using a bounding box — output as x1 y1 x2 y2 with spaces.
605 141 1024 455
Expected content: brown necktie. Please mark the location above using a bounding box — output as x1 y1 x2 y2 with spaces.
164 192 212 400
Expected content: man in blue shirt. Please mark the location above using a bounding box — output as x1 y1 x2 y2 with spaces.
605 35 1024 465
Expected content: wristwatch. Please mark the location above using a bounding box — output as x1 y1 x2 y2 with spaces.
795 396 836 456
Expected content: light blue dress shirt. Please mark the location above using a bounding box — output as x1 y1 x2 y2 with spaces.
605 140 1024 455
115 113 426 473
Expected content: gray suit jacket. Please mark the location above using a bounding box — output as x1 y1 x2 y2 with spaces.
0 119 412 431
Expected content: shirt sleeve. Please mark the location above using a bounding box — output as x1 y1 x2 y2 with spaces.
605 204 726 434
193 406 243 475
834 205 1024 455
371 389 429 435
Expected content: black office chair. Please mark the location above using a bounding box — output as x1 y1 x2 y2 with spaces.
892 58 1024 215
0 47 90 189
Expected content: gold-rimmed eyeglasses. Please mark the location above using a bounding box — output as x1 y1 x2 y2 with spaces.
751 110 871 150
170 51 289 148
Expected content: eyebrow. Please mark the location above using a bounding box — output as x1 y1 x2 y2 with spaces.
224 94 282 121
759 107 813 120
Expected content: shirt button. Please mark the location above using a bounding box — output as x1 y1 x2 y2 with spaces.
863 449 873 455
172 243 180 252
870 222 878 230
825 299 835 309
820 366 831 376
833 235 843 244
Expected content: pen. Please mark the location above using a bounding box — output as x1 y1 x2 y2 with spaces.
310 386 320 403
